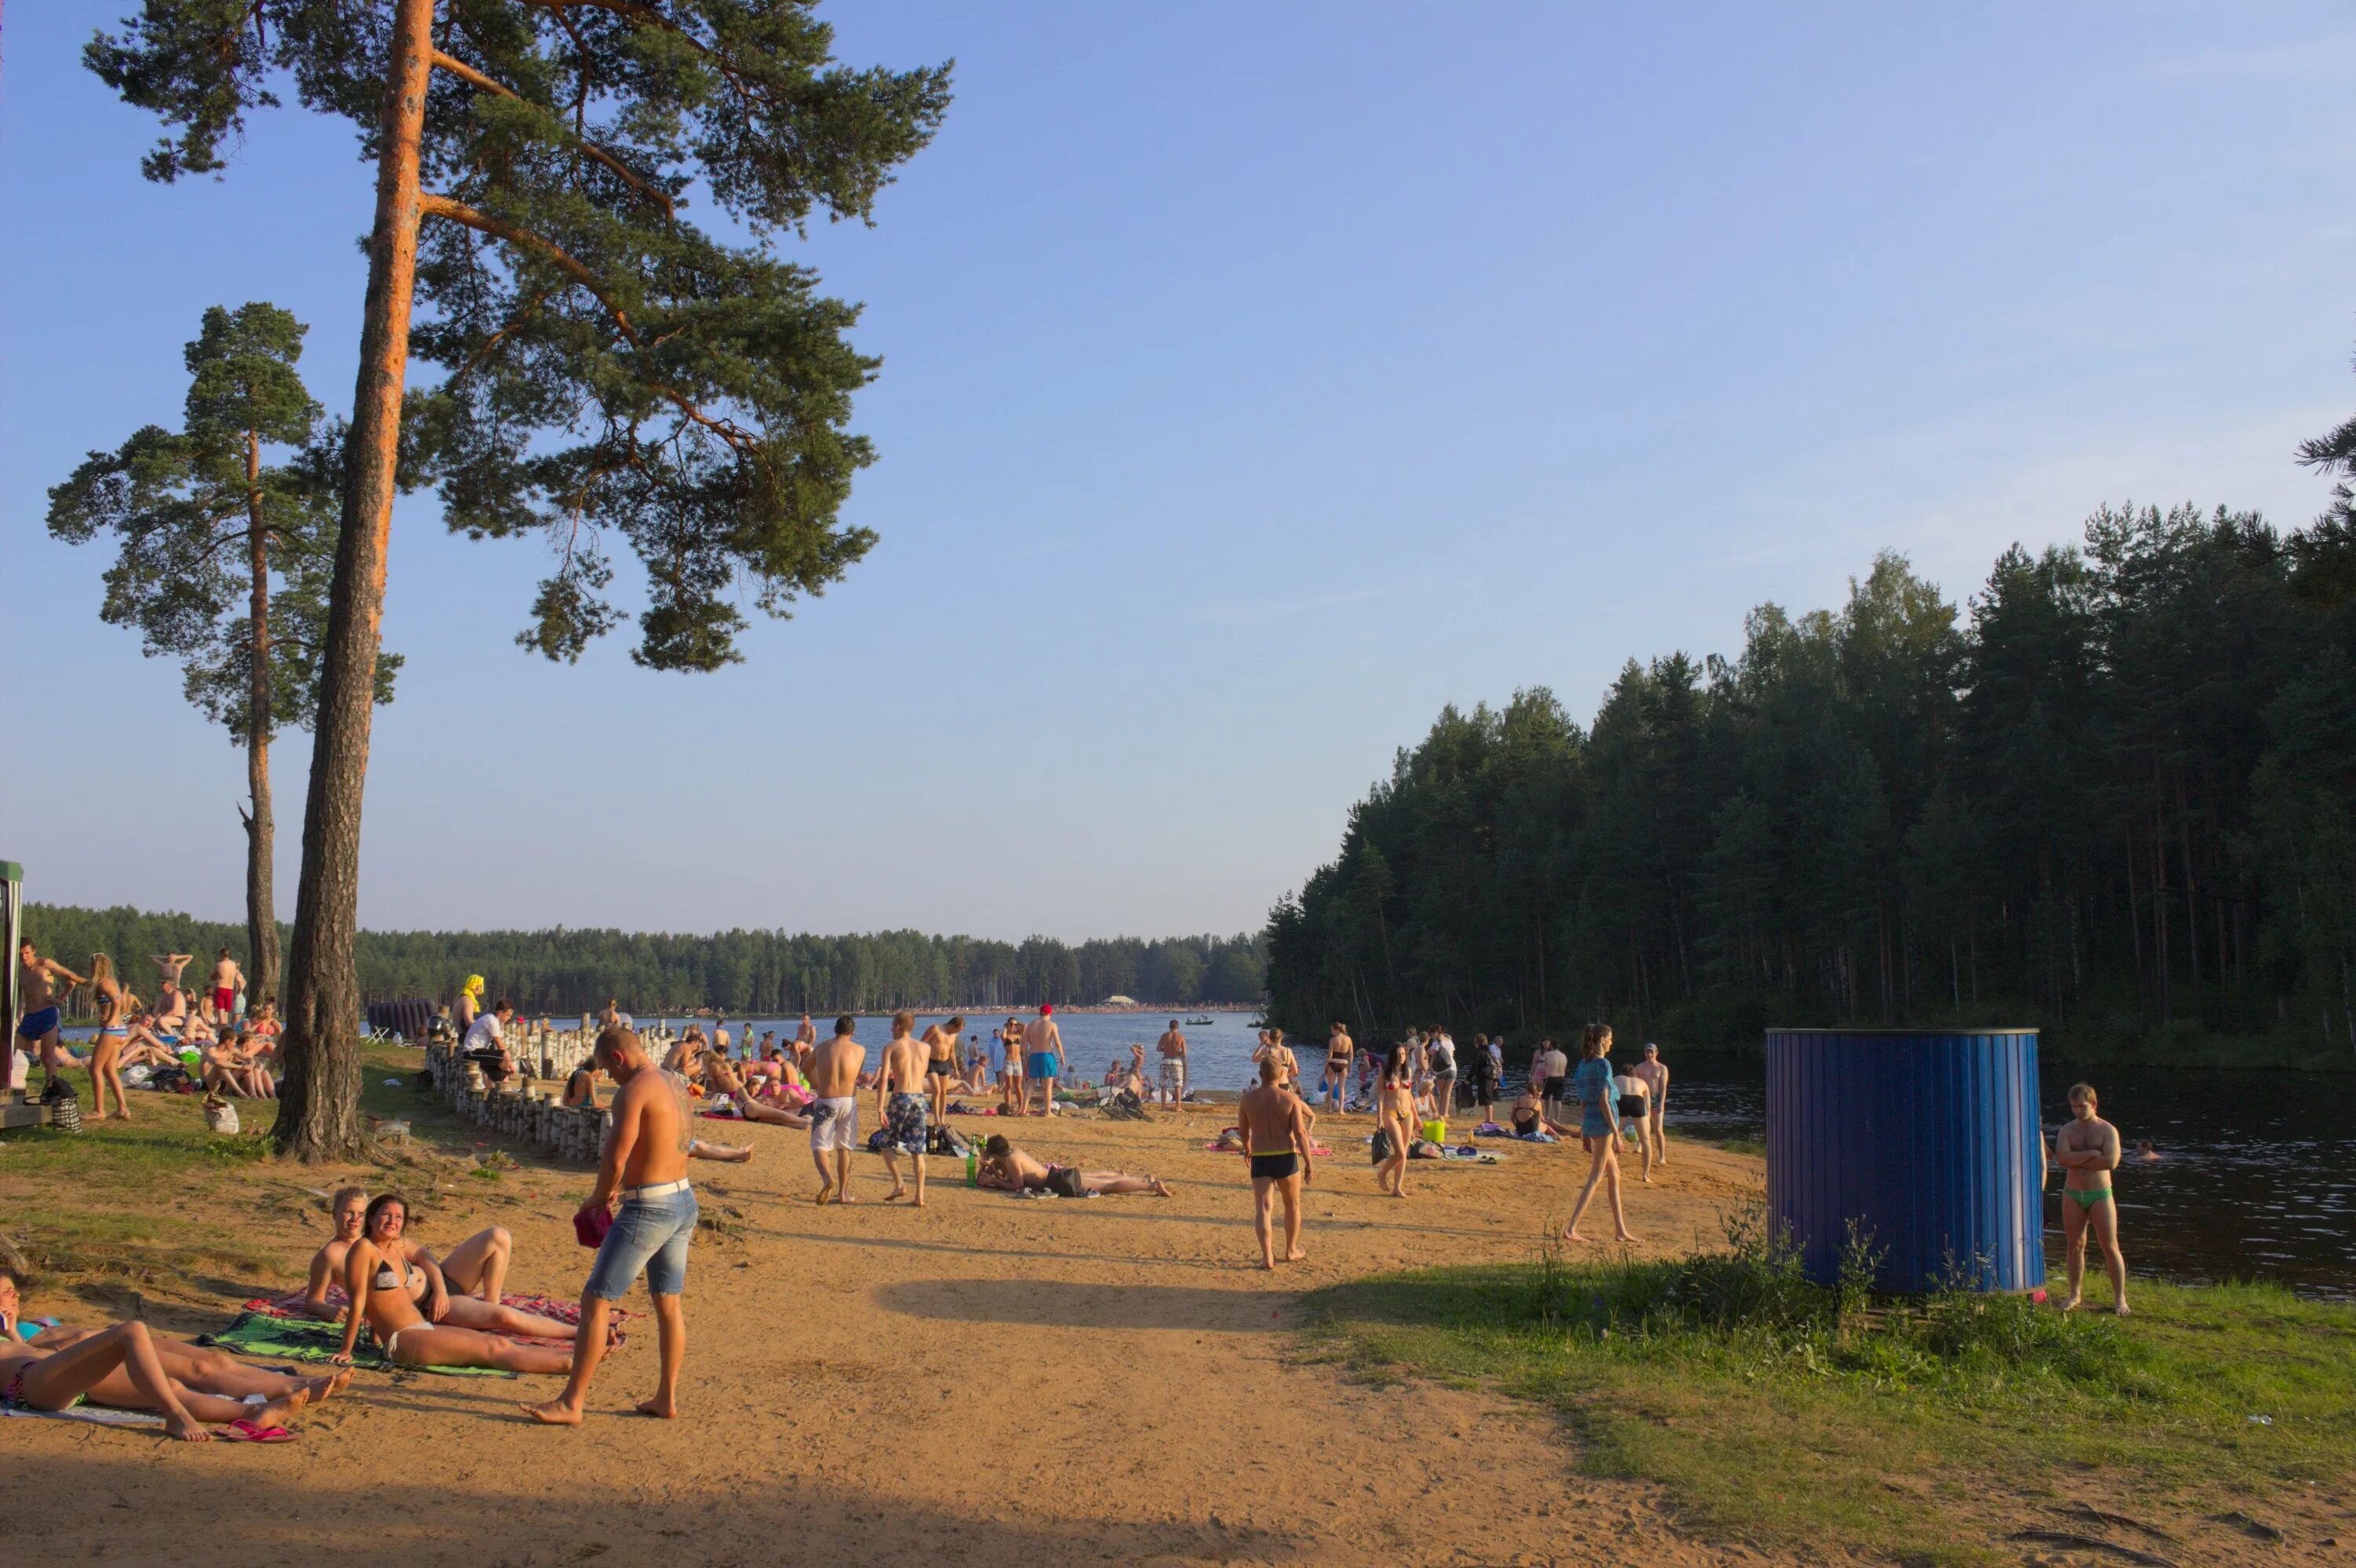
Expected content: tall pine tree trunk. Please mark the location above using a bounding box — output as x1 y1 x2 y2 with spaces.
275 0 434 1161
244 429 280 1003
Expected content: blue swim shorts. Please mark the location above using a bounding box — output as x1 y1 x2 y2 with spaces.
14 1006 60 1042
584 1182 697 1300
1025 1051 1060 1079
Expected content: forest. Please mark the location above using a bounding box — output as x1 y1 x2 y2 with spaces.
1267 503 2356 1068
19 905 1264 1019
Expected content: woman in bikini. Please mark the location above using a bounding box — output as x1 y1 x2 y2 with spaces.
924 1016 966 1124
9 1272 349 1412
325 1194 580 1368
1 1269 318 1439
1376 1043 1416 1199
1001 1018 1026 1115
83 952 151 1123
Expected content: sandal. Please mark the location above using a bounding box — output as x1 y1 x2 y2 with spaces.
218 1419 296 1443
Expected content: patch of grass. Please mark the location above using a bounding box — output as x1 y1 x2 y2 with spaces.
1301 1205 2356 1565
1702 1133 1766 1159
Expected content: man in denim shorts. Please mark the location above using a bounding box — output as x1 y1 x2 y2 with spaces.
525 1025 695 1425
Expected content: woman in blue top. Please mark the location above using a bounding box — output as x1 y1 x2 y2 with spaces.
1563 1024 1637 1244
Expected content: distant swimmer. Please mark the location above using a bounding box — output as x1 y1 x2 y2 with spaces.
1630 1043 1670 1166
876 1011 931 1207
807 1016 865 1205
2054 1083 2128 1315
2134 1139 2160 1162
1238 1055 1315 1269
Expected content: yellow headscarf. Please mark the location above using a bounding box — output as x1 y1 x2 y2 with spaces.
463 974 485 997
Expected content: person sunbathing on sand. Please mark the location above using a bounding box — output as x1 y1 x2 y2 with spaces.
701 1056 810 1130
301 1186 586 1338
0 1269 314 1440
975 1135 1172 1197
9 1277 349 1412
328 1194 577 1372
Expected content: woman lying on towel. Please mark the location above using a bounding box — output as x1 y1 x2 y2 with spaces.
1 1269 327 1438
320 1193 580 1370
302 1186 580 1338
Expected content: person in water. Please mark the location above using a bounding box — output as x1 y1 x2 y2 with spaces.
975 1135 1173 1197
1237 1056 1314 1269
2053 1082 2128 1315
1560 1024 1637 1244
332 1193 576 1373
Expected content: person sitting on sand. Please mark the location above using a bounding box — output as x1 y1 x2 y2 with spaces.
300 1186 581 1339
704 1055 810 1129
1508 1084 1571 1140
331 1193 576 1372
9 1274 350 1413
975 1135 1172 1197
1 1268 317 1440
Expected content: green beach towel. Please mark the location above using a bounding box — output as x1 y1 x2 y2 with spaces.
210 1311 514 1378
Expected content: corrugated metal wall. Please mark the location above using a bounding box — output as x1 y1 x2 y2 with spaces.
1765 1029 2045 1293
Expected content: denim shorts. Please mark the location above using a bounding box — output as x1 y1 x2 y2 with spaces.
584 1184 697 1300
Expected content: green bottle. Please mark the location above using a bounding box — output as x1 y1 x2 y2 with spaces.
965 1143 979 1188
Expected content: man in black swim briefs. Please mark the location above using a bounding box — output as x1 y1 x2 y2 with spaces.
1237 1056 1315 1270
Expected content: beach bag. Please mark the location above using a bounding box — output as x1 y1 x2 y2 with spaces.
1370 1126 1394 1164
204 1097 240 1135
42 1076 83 1133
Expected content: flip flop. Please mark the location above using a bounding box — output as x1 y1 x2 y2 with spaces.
218 1419 296 1443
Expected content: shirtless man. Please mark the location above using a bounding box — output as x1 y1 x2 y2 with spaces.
1026 1003 1063 1116
922 1014 965 1125
526 1025 697 1424
876 1011 931 1206
204 948 243 1025
1238 1056 1315 1268
16 940 84 1091
2054 1082 2128 1315
1156 1020 1188 1106
1629 1043 1670 1166
793 1014 818 1070
807 1015 865 1204
712 1018 731 1060
975 1135 1172 1197
1320 1022 1352 1112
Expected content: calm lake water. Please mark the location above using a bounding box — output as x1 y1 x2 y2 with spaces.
1649 1052 2356 1301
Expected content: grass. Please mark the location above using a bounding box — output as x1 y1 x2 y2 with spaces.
1299 1205 2356 1565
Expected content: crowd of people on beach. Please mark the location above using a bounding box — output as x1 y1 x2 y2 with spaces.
9 945 2138 1436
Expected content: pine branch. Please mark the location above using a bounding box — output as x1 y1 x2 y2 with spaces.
416 191 757 448
429 49 675 220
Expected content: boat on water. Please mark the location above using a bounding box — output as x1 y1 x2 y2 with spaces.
1184 1015 1215 1026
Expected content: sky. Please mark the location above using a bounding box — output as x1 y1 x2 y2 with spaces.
5 3 2355 941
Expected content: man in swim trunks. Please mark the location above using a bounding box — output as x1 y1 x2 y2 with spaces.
922 1014 965 1125
1238 1055 1315 1269
205 948 243 1025
1026 1003 1063 1116
1320 1022 1352 1112
1156 1019 1188 1106
2054 1081 2128 1315
807 1016 865 1204
1535 1038 1569 1121
1630 1043 1669 1166
975 1135 1172 1197
15 941 84 1092
877 1011 931 1206
526 1025 696 1424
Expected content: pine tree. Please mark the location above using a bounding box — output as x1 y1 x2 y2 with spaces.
89 1 951 1157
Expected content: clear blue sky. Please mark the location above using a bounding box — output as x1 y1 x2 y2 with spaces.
5 3 2354 940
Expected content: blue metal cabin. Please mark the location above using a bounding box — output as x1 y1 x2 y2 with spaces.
1765 1029 2045 1293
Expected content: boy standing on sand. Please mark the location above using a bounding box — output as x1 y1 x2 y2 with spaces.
527 1026 694 1424
1156 1019 1188 1106
2054 1082 2129 1315
1238 1057 1315 1268
807 1017 865 1204
1630 1043 1670 1164
1026 1003 1063 1116
876 1012 930 1206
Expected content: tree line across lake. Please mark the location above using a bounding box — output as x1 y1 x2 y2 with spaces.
19 904 1267 1018
1267 505 2356 1069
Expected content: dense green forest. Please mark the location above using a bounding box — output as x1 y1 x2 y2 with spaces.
20 905 1266 1016
1267 504 2356 1068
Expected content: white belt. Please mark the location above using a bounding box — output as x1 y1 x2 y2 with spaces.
621 1179 690 1201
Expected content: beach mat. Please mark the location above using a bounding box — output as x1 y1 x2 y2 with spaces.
2 1403 165 1427
212 1311 513 1377
246 1290 624 1349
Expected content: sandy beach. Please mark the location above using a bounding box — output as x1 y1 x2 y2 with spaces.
3 1102 1776 1567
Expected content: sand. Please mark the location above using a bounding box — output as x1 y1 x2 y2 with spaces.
2 1101 1793 1566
